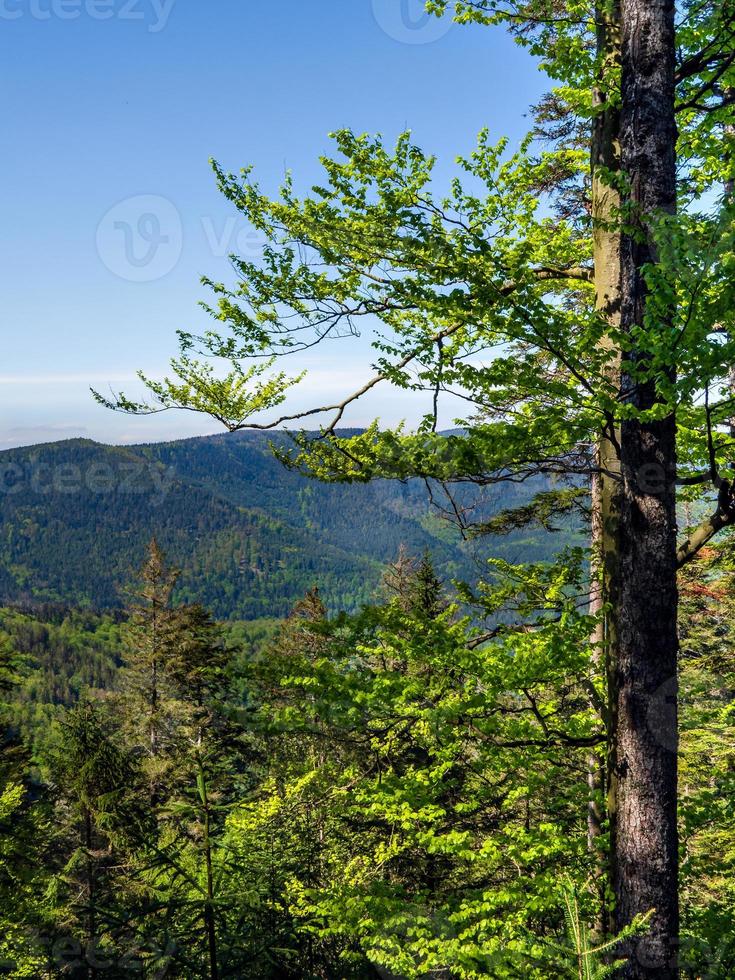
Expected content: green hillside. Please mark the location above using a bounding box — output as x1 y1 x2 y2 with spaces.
0 432 568 619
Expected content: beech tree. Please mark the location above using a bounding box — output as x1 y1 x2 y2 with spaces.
235 560 609 978
98 1 735 975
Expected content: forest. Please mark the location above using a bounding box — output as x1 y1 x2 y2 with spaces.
3 534 735 978
0 432 567 618
4 0 735 977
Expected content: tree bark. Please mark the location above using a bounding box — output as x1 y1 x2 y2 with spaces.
200 763 219 980
589 0 622 935
84 807 98 980
612 0 679 975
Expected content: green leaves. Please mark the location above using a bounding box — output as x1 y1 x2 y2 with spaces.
234 550 605 978
94 356 306 433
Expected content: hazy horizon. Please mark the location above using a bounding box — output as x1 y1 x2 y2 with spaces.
2 1 543 450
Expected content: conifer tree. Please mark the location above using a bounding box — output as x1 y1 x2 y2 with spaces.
120 547 247 979
383 548 446 619
51 702 143 979
675 532 735 974
0 632 50 976
120 538 181 796
159 603 239 980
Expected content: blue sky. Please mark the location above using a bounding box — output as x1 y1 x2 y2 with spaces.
1 0 546 449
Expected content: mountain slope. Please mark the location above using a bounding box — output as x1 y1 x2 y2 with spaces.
0 432 570 618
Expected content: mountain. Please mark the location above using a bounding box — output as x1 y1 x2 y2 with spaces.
0 431 568 619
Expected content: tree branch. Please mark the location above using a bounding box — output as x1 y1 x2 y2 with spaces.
677 481 735 567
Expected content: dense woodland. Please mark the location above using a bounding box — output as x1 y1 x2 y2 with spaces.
0 434 565 618
6 0 735 976
2 537 735 977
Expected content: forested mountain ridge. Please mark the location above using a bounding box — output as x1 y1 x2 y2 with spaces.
0 432 564 619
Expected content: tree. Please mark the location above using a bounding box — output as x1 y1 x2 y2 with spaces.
157 603 239 980
383 548 447 619
120 551 250 979
0 631 50 977
676 534 735 974
51 702 145 979
119 537 181 795
224 586 379 978
97 2 735 973
610 2 679 974
236 555 622 978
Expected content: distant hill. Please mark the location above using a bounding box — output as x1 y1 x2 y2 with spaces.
0 431 571 619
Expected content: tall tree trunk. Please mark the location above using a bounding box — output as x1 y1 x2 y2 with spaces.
200 763 219 980
84 807 98 980
613 0 679 975
589 0 622 934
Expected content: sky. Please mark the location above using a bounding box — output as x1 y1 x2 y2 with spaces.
1 0 546 449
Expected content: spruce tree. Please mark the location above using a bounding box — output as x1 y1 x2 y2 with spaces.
119 538 181 797
120 546 247 979
51 702 143 979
